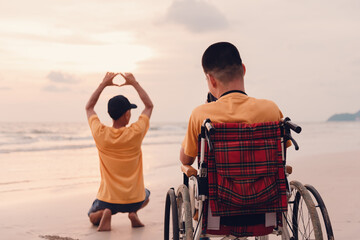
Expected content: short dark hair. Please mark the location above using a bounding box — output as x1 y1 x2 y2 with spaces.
202 42 243 82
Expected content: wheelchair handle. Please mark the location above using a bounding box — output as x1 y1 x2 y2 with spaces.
205 121 215 135
290 137 300 151
201 119 215 152
284 117 302 134
283 117 301 151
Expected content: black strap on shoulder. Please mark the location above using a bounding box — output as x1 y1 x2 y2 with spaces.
220 90 247 98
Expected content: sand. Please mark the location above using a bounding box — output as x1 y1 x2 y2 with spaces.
1 149 359 239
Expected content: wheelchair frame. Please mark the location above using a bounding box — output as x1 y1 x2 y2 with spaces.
164 118 334 240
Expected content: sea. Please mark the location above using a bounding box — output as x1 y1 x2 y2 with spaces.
0 121 359 202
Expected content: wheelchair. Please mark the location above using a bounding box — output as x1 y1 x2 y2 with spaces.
164 118 334 240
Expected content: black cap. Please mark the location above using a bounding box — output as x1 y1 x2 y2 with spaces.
107 95 137 120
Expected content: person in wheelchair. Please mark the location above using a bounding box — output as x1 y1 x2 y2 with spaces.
177 42 289 238
86 72 153 231
181 41 285 166
169 42 332 240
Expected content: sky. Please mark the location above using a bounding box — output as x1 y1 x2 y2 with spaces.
0 0 359 124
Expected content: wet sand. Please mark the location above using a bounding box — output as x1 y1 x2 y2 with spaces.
1 148 359 239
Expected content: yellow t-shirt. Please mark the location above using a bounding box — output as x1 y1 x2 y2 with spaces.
182 92 284 158
88 114 150 204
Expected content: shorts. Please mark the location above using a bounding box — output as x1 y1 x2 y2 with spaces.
88 189 150 216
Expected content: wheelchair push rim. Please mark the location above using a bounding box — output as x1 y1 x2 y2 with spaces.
164 188 180 240
305 184 335 240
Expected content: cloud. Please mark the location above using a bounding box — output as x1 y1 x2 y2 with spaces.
46 71 79 84
42 85 70 92
0 87 11 91
2 32 105 46
165 0 228 32
43 71 80 93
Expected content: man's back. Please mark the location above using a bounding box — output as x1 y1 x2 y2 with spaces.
89 114 150 204
90 114 149 150
182 92 283 158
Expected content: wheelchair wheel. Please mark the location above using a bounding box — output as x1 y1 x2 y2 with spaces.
305 184 334 240
164 188 180 240
176 184 194 240
285 180 323 240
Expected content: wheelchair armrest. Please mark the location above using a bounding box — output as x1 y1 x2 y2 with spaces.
181 165 198 177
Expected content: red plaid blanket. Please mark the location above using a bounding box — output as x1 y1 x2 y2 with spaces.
199 121 287 217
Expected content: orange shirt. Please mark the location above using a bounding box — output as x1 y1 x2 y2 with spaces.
89 114 149 204
182 92 284 158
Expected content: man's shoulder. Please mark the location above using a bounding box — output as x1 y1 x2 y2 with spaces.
191 101 217 115
132 114 150 126
249 96 279 108
128 114 150 134
88 114 102 129
247 96 283 121
88 113 99 122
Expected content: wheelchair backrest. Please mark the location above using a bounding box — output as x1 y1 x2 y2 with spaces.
198 121 288 216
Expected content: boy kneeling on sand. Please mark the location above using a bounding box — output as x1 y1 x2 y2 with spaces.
85 72 153 231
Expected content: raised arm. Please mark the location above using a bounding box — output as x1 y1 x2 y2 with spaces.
85 72 119 119
120 73 154 118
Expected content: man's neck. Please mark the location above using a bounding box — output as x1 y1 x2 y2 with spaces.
112 120 127 129
216 78 245 98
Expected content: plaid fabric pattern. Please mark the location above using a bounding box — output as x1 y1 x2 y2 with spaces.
201 201 277 238
199 121 287 217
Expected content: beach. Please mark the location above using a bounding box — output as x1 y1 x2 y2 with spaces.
1 121 359 239
0 143 183 240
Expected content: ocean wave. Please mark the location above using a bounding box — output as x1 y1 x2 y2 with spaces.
0 144 96 154
0 140 181 154
149 123 186 131
0 135 93 147
0 180 32 185
30 129 56 134
0 136 37 146
0 122 186 154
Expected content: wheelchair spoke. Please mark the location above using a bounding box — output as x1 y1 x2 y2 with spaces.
299 200 308 237
174 184 194 240
296 194 309 239
288 181 323 240
177 197 185 239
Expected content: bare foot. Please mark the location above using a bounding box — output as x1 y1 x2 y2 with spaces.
128 212 145 228
89 210 104 226
98 209 112 231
